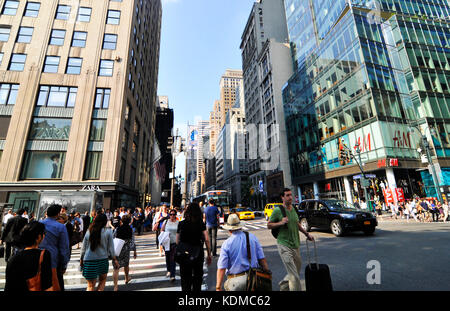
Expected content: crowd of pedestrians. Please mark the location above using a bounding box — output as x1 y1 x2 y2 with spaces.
373 198 450 223
2 190 448 293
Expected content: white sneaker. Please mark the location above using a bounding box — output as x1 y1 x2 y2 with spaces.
166 272 170 278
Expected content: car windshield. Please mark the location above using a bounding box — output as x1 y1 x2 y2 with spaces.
324 200 360 211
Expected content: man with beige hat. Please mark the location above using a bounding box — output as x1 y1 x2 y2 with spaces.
215 213 269 291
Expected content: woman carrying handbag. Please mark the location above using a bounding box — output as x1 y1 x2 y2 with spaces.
5 221 53 291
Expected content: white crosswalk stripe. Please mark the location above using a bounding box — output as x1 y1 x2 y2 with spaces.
0 233 209 291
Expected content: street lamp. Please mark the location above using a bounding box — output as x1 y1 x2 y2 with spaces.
341 140 372 211
408 125 443 204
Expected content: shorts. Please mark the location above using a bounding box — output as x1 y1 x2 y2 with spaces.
82 259 109 280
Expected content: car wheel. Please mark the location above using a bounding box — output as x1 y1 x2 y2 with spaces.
300 218 310 232
363 227 375 236
331 219 344 237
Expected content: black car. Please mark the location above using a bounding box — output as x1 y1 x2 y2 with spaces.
297 199 378 236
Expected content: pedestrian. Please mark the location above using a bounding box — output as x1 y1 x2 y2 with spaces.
267 188 314 291
133 207 145 236
81 211 91 238
80 213 119 291
430 200 439 222
404 200 410 222
39 204 70 291
1 208 28 262
442 200 449 222
112 214 136 291
154 205 169 256
204 199 220 257
2 209 13 227
216 214 269 291
176 203 212 291
4 221 53 291
390 202 398 220
111 210 121 231
161 209 179 282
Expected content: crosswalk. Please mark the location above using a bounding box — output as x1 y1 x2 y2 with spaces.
0 219 269 291
219 219 268 232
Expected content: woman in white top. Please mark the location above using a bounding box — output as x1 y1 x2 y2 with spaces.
161 209 179 282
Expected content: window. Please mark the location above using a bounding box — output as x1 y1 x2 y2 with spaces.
29 118 72 140
77 7 91 22
71 31 87 47
36 86 78 108
0 27 11 42
55 5 71 20
0 83 19 105
8 54 27 71
94 88 111 109
2 0 19 15
21 151 66 179
24 2 40 17
106 10 120 25
84 152 102 180
102 34 117 50
43 56 60 73
16 27 34 43
99 60 114 76
49 29 65 46
66 57 82 75
89 119 107 141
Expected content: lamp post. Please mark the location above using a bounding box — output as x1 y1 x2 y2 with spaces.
410 126 443 204
170 128 180 208
341 140 372 211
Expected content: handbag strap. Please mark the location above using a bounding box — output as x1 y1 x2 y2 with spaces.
37 249 45 274
244 231 252 264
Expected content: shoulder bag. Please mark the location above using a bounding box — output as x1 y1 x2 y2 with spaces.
245 232 272 291
175 241 202 265
26 250 46 291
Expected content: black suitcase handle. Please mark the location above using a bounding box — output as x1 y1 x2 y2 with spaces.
305 238 319 270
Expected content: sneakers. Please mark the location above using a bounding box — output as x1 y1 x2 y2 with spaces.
166 272 171 278
170 277 175 282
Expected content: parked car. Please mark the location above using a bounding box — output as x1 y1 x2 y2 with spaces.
297 199 378 236
232 208 255 220
264 203 283 221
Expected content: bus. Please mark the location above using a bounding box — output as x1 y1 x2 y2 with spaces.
192 190 231 221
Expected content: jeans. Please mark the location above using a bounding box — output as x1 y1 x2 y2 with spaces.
165 243 177 278
432 210 439 222
207 226 218 256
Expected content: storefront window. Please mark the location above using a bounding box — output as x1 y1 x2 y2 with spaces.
21 151 65 179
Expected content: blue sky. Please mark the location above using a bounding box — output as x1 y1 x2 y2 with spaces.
157 0 256 177
157 0 255 130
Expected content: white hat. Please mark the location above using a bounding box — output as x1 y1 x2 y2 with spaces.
222 214 244 231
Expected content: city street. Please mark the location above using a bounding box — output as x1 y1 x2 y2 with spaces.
2 216 448 291
205 217 450 291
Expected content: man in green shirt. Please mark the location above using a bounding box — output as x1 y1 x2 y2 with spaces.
267 188 314 291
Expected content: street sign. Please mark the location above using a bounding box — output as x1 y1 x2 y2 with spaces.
259 180 264 193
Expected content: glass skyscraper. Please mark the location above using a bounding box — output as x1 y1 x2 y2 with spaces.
282 0 450 203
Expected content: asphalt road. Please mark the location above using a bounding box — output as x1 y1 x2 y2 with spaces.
206 218 450 291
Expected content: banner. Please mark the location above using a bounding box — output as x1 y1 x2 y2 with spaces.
395 188 405 202
383 188 394 204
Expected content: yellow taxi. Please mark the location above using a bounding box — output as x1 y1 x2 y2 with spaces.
264 203 283 221
234 207 255 220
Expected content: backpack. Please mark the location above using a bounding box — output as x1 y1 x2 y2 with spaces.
271 205 287 239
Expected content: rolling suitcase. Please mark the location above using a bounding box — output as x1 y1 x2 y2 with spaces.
304 239 333 291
